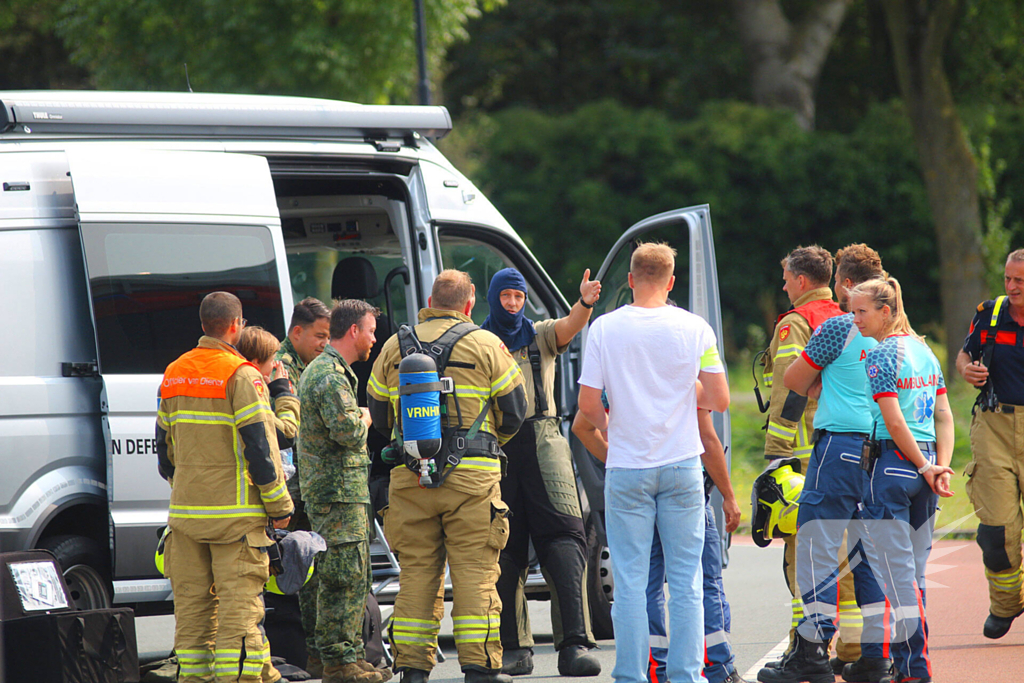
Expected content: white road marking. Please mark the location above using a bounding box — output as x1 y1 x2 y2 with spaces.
743 635 790 680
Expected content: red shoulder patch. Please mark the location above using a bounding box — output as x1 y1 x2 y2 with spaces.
253 378 265 396
779 324 791 341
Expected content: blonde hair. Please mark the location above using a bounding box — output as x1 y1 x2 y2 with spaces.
847 276 922 341
630 242 676 285
431 269 474 310
237 326 281 365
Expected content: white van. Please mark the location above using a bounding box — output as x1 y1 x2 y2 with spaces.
0 91 729 619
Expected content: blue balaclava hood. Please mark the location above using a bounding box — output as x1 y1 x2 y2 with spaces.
481 268 536 351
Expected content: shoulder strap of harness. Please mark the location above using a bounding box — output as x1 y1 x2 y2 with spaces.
528 339 548 418
398 322 480 372
981 296 1008 369
395 322 495 487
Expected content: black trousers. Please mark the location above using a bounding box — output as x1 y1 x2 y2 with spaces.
497 419 591 650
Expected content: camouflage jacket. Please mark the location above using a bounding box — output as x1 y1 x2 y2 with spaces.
297 344 370 505
275 336 306 391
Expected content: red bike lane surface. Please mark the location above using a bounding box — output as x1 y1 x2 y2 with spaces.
924 539 1024 680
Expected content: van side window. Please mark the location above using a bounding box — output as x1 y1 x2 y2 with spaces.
438 237 550 324
80 224 283 374
286 251 410 329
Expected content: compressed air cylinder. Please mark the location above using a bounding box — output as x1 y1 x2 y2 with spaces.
399 353 442 459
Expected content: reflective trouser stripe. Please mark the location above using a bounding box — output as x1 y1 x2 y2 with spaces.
705 630 730 648
393 617 441 647
649 634 669 649
178 650 215 676
839 599 864 626
987 568 1024 591
453 615 500 643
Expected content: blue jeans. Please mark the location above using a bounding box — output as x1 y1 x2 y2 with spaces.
795 433 878 657
647 502 736 683
856 446 938 680
606 460 705 683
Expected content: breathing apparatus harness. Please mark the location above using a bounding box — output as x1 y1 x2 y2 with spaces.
973 295 1007 415
387 321 502 488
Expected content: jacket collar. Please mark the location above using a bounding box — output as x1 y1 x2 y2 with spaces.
279 336 306 372
198 335 245 358
418 307 473 324
792 287 834 309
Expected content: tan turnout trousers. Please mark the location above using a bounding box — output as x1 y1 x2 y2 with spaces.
384 471 510 672
966 408 1024 617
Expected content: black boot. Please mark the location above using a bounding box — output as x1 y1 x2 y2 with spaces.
399 669 429 683
830 657 855 675
842 656 893 682
557 645 602 677
756 634 833 683
500 648 534 676
544 537 601 676
983 608 1024 639
464 666 512 683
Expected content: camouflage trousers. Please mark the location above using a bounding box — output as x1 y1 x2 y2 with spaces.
307 502 371 666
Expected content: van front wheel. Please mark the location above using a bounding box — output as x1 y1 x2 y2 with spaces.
586 517 614 640
38 534 113 611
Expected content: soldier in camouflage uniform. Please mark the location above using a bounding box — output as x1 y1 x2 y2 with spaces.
276 297 331 673
297 299 384 683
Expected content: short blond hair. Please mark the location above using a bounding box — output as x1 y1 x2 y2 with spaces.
630 242 676 285
237 326 281 365
431 269 474 310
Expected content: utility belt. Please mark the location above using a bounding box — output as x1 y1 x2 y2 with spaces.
880 439 936 453
812 429 868 444
401 429 505 485
976 401 1022 415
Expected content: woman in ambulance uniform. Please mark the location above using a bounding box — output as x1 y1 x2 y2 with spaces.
848 277 955 683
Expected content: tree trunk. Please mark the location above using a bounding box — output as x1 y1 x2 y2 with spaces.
729 0 853 130
882 0 985 377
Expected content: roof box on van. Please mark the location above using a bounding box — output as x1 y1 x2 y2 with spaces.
0 91 452 140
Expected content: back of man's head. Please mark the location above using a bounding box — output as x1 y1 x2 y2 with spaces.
630 242 676 286
289 296 330 332
200 291 242 338
431 270 474 311
782 245 833 286
835 243 884 286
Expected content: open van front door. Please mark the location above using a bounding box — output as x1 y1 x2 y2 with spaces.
66 148 290 606
575 205 730 635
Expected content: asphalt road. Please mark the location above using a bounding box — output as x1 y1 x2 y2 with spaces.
125 527 1024 682
136 540 794 681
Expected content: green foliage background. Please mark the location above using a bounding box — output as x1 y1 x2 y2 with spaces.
444 99 966 354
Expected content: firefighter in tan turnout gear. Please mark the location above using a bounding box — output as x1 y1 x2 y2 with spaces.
958 249 1024 639
156 292 294 683
368 269 528 683
755 247 858 670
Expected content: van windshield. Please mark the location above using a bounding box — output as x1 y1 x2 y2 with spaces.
80 223 283 374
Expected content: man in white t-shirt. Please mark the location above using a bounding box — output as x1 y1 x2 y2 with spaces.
578 242 729 683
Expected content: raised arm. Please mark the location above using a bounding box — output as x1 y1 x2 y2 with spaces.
553 269 602 347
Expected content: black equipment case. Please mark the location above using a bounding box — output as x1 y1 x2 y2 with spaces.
1 550 139 683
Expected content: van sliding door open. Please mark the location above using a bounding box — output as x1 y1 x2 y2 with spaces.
66 148 289 604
